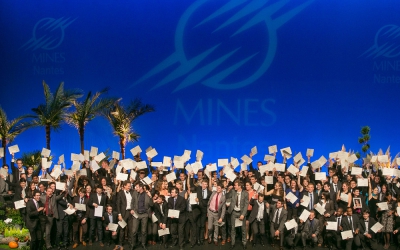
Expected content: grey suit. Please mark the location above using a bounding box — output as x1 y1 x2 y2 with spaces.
269 205 287 247
228 190 249 246
131 191 153 247
207 191 226 242
301 218 320 246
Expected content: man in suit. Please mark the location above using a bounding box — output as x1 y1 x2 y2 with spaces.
341 207 361 250
269 199 287 250
87 185 107 246
10 155 26 184
301 210 320 249
117 181 135 247
26 190 44 250
103 204 120 247
227 180 249 249
196 178 212 245
325 207 344 250
71 187 89 248
0 164 12 194
55 187 70 250
154 195 169 248
168 187 186 250
131 182 153 250
248 193 268 247
43 186 63 249
301 183 319 213
359 210 378 250
207 182 226 245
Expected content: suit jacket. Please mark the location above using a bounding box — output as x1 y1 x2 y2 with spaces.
341 214 360 232
87 193 107 219
167 195 186 223
57 196 70 220
303 218 320 236
248 199 268 224
359 217 377 238
116 189 136 220
132 191 153 215
11 161 25 184
302 191 319 210
103 211 119 230
26 199 44 230
0 174 12 193
153 202 169 224
227 190 249 216
196 186 212 211
72 195 89 219
269 205 287 232
207 191 226 220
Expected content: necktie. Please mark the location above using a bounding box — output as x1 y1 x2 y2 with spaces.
349 216 353 232
311 219 314 229
309 193 313 210
337 217 341 230
215 193 218 211
160 204 164 216
126 191 129 194
236 193 239 207
275 209 279 224
34 200 38 209
174 198 177 209
334 184 337 192
80 198 83 204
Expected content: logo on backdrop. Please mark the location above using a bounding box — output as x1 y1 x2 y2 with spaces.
131 0 314 92
20 17 77 51
363 25 400 84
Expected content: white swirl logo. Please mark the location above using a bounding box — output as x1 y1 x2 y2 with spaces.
20 17 77 51
131 0 314 92
362 24 400 58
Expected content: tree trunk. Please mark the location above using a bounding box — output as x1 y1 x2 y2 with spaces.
46 125 51 150
79 126 85 154
119 136 126 160
2 138 6 166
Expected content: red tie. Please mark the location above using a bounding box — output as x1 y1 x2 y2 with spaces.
215 193 218 211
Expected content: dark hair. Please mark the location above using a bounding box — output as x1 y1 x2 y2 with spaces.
33 190 41 196
171 187 179 194
123 180 131 187
321 191 330 201
363 209 370 214
19 178 26 183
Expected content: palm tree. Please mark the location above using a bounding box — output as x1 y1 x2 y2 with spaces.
65 88 116 153
102 99 155 159
31 81 82 150
0 107 33 165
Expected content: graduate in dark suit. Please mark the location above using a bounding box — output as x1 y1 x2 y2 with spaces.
71 187 89 248
341 207 361 250
116 180 136 247
269 199 287 250
103 204 120 247
153 194 169 248
168 187 187 250
87 185 107 246
359 210 378 250
196 178 212 244
248 193 268 247
26 190 44 250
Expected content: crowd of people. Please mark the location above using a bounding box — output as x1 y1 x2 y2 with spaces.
0 147 399 250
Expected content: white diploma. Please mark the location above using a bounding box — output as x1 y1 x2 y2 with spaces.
285 219 298 230
315 203 326 215
50 168 62 179
166 172 176 183
326 221 337 230
235 218 242 227
265 176 273 184
225 171 236 181
306 148 314 157
315 172 326 181
8 145 20 154
41 148 51 157
218 159 229 167
168 209 180 218
190 193 198 205
163 156 171 167
275 163 285 172
158 228 170 236
207 163 217 172
56 182 65 191
370 222 383 233
59 154 65 164
301 195 310 207
116 173 128 181
382 168 394 176
300 166 309 177
90 146 98 157
341 230 353 239
286 192 298 204
108 223 118 231
84 150 90 161
118 219 127 228
64 207 76 215
14 200 26 209
112 151 120 160
340 193 349 202
152 213 158 223
130 145 142 156
351 167 362 175
299 209 310 222
0 148 4 158
142 176 153 185
94 152 106 162
287 164 299 175
91 160 100 172
357 178 368 187
94 205 103 217
75 203 86 211
146 148 158 158
268 145 277 154
136 161 147 170
377 202 389 211
151 162 162 167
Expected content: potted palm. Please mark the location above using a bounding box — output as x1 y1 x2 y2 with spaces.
16 230 29 248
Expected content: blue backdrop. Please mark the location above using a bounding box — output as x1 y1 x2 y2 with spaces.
1 0 399 167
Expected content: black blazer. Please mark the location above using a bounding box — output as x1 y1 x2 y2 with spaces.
359 217 377 237
116 189 136 221
71 195 89 220
26 199 44 230
341 214 360 232
153 202 169 224
56 196 70 220
87 193 107 218
248 199 268 224
196 186 212 211
167 195 186 223
103 211 119 230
